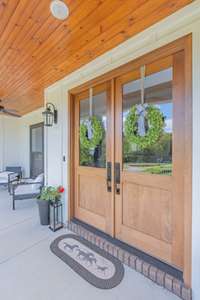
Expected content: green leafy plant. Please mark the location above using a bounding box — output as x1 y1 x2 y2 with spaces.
38 186 64 202
80 116 105 151
124 104 165 149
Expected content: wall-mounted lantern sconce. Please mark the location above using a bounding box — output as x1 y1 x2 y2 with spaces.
42 103 57 127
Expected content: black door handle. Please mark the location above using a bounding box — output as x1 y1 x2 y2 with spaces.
107 162 112 192
115 162 120 195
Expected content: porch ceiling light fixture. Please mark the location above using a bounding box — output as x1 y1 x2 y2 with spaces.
50 0 69 20
42 103 58 127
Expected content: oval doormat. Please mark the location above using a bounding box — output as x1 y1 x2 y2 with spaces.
50 234 124 289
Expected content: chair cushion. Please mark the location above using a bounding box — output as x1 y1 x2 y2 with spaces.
32 173 44 191
0 171 13 181
33 173 44 183
14 173 44 195
15 185 40 195
22 178 34 183
0 178 8 184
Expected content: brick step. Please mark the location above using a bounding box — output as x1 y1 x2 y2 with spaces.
65 220 192 300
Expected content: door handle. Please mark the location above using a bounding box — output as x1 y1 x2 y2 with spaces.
115 162 120 195
107 162 112 192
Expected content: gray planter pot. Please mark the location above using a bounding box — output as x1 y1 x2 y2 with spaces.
37 199 50 225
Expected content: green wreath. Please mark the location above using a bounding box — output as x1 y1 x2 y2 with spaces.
124 104 165 149
80 116 104 150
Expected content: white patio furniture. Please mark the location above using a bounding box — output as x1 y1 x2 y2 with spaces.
11 173 44 210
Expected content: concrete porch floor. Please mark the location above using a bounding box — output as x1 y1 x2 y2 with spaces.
0 189 180 300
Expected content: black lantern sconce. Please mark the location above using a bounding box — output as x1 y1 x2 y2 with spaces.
49 200 63 232
42 103 57 127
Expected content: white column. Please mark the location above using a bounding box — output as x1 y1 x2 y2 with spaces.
61 84 69 222
45 87 63 187
192 28 200 300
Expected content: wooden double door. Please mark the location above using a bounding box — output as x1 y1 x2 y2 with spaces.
73 50 187 270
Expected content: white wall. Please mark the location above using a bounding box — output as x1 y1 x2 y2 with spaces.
44 1 200 298
0 115 20 170
0 117 3 170
0 108 43 176
44 85 68 215
191 27 200 300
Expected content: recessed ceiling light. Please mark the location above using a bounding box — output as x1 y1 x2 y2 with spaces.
50 0 69 20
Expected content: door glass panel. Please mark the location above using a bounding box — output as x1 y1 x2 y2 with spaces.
123 68 173 175
32 127 43 152
79 90 107 168
30 124 44 178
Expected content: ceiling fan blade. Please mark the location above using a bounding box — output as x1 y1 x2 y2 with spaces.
1 109 21 117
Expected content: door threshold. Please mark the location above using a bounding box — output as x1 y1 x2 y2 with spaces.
66 219 192 300
72 218 182 279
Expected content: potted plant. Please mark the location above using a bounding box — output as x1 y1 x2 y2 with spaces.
37 186 64 225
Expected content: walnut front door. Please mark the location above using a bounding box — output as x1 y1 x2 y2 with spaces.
114 53 185 269
74 82 114 235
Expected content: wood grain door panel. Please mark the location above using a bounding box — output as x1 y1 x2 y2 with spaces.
115 52 185 269
116 173 173 262
121 180 172 243
78 170 107 217
74 82 113 234
75 167 108 231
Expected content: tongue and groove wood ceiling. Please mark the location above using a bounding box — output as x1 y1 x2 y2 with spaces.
0 0 191 115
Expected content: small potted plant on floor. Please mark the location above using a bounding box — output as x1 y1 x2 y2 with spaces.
37 186 64 225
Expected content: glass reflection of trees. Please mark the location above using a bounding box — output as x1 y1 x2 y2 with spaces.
79 92 107 168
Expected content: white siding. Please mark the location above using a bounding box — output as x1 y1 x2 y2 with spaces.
0 108 43 176
192 28 200 300
0 116 20 170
